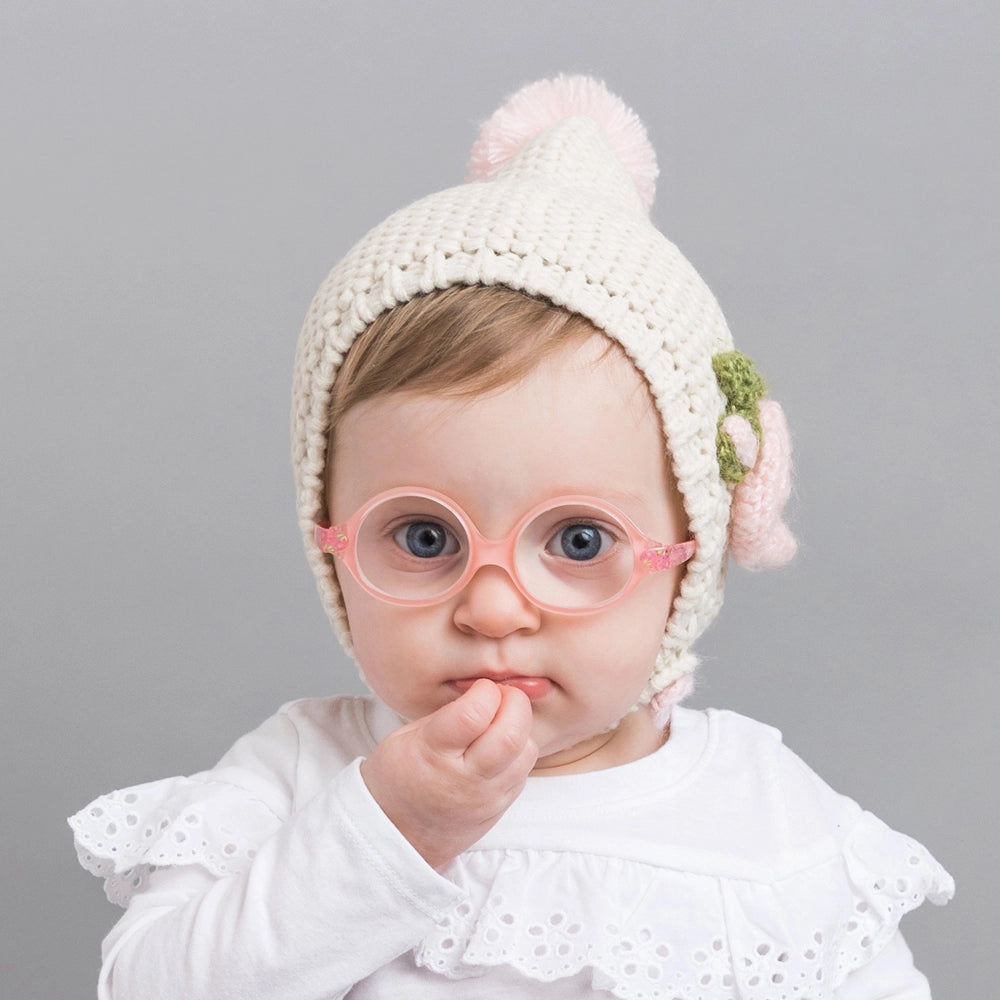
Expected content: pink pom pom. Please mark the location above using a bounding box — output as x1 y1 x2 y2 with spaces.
729 400 797 570
467 75 659 212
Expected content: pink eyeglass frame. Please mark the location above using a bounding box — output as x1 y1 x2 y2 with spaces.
315 487 696 616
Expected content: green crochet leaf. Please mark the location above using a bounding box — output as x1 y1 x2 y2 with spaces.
712 351 767 484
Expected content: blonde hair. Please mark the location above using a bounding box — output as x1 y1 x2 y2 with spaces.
329 285 609 433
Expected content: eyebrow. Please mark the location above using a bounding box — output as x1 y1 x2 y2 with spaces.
548 485 649 510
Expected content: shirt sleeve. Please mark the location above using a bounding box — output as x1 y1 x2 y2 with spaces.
836 932 932 1000
97 758 465 1000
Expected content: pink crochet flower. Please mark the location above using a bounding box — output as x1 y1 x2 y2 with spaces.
725 400 796 570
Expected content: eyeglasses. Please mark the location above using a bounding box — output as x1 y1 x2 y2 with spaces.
316 487 695 615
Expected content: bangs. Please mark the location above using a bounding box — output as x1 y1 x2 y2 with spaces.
329 285 608 429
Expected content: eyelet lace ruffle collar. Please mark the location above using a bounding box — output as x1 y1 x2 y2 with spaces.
418 813 952 998
68 774 283 907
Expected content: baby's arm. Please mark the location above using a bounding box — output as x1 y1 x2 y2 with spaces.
97 751 465 999
94 685 534 998
361 679 538 868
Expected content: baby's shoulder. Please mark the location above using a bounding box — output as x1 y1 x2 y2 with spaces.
190 693 385 808
705 705 843 781
680 707 867 863
272 693 381 759
68 694 383 906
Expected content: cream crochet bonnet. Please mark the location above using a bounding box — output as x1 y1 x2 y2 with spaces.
292 76 795 705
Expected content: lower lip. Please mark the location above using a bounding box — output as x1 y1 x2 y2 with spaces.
452 677 553 701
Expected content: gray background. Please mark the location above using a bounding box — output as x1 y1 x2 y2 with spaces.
3 2 996 995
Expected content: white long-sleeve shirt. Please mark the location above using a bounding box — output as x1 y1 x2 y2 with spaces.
70 698 953 998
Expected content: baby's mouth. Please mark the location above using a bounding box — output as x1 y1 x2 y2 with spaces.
451 676 553 701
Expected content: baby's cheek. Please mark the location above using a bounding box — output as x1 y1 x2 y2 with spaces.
600 602 670 690
356 614 457 717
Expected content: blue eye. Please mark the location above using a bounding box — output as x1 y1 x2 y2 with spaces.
395 522 458 559
558 524 608 561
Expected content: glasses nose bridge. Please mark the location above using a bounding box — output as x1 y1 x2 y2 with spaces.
464 524 522 581
454 523 545 621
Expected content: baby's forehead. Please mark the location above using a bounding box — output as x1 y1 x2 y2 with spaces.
333 337 668 488
355 332 655 430
327 285 649 432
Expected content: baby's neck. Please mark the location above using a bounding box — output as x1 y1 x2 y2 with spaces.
530 710 668 777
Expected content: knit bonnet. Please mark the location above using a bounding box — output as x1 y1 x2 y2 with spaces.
291 76 795 704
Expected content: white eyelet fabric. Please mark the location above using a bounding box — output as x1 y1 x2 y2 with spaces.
414 816 951 999
68 775 283 907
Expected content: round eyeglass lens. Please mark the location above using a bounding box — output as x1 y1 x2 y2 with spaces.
515 502 636 609
354 495 470 601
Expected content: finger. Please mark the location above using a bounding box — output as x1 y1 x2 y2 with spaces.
421 679 502 755
500 732 540 790
464 683 534 778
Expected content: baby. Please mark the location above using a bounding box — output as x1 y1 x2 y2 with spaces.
70 76 952 999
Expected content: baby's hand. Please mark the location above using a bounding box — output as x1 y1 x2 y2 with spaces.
360 680 537 869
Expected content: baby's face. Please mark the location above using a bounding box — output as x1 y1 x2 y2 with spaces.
328 335 688 773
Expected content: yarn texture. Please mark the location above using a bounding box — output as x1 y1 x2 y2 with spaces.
466 75 659 212
729 400 797 569
713 351 767 484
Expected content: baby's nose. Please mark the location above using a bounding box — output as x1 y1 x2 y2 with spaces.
451 565 541 639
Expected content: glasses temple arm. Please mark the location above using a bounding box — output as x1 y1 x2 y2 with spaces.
315 523 350 557
639 540 696 571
